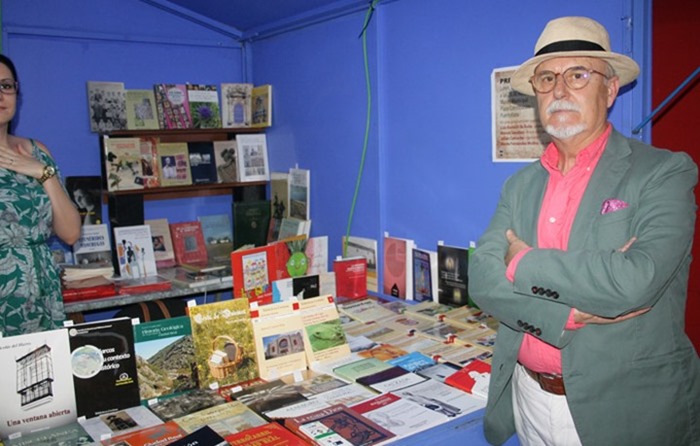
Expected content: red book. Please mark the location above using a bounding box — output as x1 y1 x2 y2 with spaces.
444 358 491 398
170 220 209 266
116 275 173 295
333 256 368 299
102 420 187 445
62 276 117 302
230 244 277 305
225 422 309 446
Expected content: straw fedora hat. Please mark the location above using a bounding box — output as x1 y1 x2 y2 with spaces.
511 16 640 95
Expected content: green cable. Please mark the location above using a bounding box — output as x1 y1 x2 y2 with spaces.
343 0 379 257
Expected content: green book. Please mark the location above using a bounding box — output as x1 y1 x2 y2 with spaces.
332 357 393 383
232 200 271 249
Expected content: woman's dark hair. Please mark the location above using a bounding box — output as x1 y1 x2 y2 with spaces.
0 54 19 134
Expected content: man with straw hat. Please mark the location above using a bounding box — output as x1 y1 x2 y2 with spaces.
469 16 699 445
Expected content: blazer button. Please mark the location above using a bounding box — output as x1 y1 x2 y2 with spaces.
531 286 539 294
545 290 553 297
538 288 546 295
552 292 559 299
534 328 542 336
517 320 525 327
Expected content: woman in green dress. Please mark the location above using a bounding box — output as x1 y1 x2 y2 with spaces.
0 54 81 337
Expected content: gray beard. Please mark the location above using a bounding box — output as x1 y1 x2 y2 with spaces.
545 123 586 139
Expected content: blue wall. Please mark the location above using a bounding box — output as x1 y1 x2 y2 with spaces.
1 0 650 293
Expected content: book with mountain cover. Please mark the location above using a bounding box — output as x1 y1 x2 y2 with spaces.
198 213 234 265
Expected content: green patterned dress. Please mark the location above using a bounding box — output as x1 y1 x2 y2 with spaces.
0 140 64 336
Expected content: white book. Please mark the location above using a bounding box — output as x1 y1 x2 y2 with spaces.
352 393 448 438
288 167 310 221
72 223 112 266
113 225 158 278
235 133 270 182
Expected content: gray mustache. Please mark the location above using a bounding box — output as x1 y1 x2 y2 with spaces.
547 100 580 114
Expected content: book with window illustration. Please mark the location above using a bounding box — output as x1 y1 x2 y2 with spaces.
221 82 253 128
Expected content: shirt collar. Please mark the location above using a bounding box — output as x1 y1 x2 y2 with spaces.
540 123 612 174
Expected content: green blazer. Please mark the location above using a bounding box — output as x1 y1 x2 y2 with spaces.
468 130 700 446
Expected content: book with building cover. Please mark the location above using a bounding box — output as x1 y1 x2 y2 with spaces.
153 83 192 129
0 329 78 440
145 217 177 269
235 133 270 182
65 175 103 225
298 295 351 366
72 223 112 267
213 139 239 183
3 421 94 446
87 81 126 133
188 298 259 389
250 300 307 380
220 82 253 128
187 84 222 128
383 234 414 300
133 315 198 402
103 136 144 191
188 141 218 184
251 84 272 128
170 221 209 267
156 141 192 187
113 224 158 279
437 243 470 307
125 88 159 130
232 200 271 249
66 317 140 419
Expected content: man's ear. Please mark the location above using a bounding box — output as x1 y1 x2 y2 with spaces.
606 75 620 108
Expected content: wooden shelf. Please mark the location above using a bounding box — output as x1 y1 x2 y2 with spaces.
106 127 265 143
103 181 267 201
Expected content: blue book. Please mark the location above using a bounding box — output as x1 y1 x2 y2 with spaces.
388 351 437 373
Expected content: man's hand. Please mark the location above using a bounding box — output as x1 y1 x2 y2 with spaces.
505 229 530 267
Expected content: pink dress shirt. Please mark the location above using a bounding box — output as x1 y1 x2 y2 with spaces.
507 124 612 375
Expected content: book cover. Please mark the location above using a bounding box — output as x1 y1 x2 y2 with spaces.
288 167 310 221
437 244 470 307
113 225 158 279
342 236 378 293
187 84 222 129
265 382 378 420
354 366 422 393
188 141 218 184
156 141 192 187
168 425 227 446
4 421 93 446
235 133 270 182
250 300 306 380
212 139 239 183
198 213 234 265
333 256 368 300
220 82 253 128
336 299 396 324
272 274 320 303
442 305 499 331
404 301 455 322
444 359 491 399
351 393 448 439
230 244 277 305
133 315 198 402
357 344 408 363
87 81 126 132
387 351 436 373
65 175 103 225
0 329 78 440
153 84 192 129
145 218 177 269
232 200 271 249
116 274 172 295
250 84 272 128
170 221 209 267
412 248 436 303
332 357 392 383
298 295 351 366
231 379 308 414
383 235 414 300
416 362 462 383
146 388 226 421
225 422 308 446
277 217 310 241
66 317 140 418
125 89 159 130
73 223 112 267
62 276 117 303
172 400 267 438
270 172 290 218
138 136 161 188
103 136 144 191
78 406 162 444
187 298 259 388
101 420 187 446
285 404 395 446
48 234 74 265
393 376 485 418
305 235 329 276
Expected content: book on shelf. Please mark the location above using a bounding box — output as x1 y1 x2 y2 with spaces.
288 167 310 221
198 213 234 265
158 265 226 289
3 421 94 446
168 425 228 446
170 220 209 267
87 81 126 133
235 133 270 182
66 317 141 419
48 234 74 265
133 315 198 402
188 141 218 184
103 136 144 191
230 244 277 305
72 223 112 267
232 199 271 249
146 388 227 422
187 298 259 389
138 136 161 188
412 247 437 303
277 217 311 241
212 138 239 183
115 274 173 295
220 82 253 128
113 224 158 279
156 141 192 187
78 405 163 445
172 400 267 439
125 88 159 130
224 422 308 446
101 420 187 446
271 171 290 218
145 218 177 269
0 329 77 440
333 256 368 300
444 358 491 399
62 275 117 303
305 235 329 275
249 300 307 380
298 295 351 366
153 83 193 129
351 392 448 439
284 404 395 446
187 84 222 129
342 236 379 293
65 175 103 225
383 234 415 300
251 84 272 128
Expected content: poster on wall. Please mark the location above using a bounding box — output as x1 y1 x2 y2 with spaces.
491 66 550 162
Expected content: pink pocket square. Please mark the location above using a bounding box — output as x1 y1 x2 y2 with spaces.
601 198 629 215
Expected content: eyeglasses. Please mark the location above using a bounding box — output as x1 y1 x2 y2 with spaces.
529 67 609 93
0 80 19 95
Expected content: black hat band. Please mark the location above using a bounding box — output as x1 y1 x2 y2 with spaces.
536 40 606 56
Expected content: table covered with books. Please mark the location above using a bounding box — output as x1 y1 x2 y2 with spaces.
0 296 519 446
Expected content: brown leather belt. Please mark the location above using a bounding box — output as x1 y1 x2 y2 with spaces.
521 364 566 395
